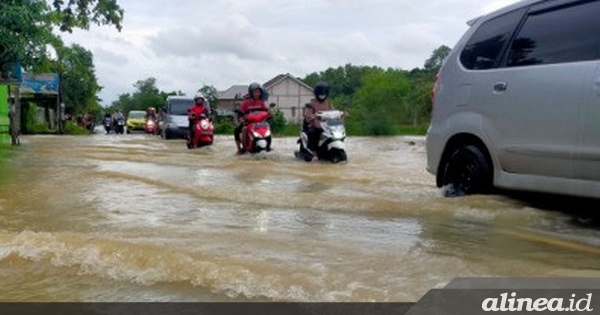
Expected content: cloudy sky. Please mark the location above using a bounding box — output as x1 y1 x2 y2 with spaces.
60 0 520 106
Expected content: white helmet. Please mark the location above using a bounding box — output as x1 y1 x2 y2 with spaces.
194 92 206 100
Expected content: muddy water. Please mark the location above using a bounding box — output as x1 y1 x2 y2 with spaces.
0 131 600 302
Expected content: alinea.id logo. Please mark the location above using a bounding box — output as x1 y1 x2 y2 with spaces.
482 293 593 312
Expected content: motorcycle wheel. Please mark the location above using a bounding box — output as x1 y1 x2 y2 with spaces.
297 142 313 162
329 149 347 163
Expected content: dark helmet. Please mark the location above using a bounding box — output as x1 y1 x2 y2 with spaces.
248 82 266 100
313 81 330 101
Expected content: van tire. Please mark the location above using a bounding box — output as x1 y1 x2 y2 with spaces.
441 145 492 197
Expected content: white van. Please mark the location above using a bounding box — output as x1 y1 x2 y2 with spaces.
426 0 600 198
160 95 210 139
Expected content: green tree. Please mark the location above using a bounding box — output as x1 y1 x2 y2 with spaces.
198 85 219 112
58 44 102 116
424 45 451 73
0 0 124 76
111 77 182 115
352 69 411 135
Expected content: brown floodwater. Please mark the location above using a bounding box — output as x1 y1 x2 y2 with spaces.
0 131 599 302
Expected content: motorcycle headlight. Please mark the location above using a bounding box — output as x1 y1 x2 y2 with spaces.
200 120 209 129
252 130 262 138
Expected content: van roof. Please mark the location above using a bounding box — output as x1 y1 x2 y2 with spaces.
166 95 193 100
481 0 544 21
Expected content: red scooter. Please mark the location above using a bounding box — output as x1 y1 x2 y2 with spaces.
187 114 214 149
240 110 272 154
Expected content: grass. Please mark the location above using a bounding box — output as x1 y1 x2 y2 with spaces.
64 122 91 135
396 124 429 136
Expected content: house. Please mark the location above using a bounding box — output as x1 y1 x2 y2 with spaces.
217 73 313 124
263 73 313 124
216 85 246 121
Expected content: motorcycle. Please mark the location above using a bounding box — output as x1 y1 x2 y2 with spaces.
144 118 158 135
114 118 126 134
295 110 347 163
103 117 113 134
239 110 272 154
187 114 214 149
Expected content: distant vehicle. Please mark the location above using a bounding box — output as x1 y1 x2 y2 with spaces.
426 0 600 199
103 116 112 134
160 96 211 140
114 118 125 134
126 110 146 133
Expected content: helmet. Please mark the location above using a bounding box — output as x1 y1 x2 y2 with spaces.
248 82 266 100
313 82 330 101
194 92 206 101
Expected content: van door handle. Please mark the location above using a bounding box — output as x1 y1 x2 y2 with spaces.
493 82 508 92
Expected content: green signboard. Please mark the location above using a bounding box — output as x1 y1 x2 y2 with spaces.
0 85 9 143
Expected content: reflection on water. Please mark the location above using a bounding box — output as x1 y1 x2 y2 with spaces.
0 133 600 302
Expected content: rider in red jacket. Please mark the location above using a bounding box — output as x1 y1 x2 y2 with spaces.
234 82 269 154
188 92 211 139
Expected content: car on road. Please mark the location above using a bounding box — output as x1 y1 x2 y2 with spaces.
427 0 600 199
126 110 146 133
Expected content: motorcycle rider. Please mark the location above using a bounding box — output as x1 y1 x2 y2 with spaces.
145 107 157 121
234 82 270 154
188 92 211 141
112 109 125 124
303 81 338 161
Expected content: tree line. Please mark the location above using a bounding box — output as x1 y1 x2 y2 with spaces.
108 45 451 136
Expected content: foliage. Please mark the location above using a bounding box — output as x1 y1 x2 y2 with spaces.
64 120 89 135
22 102 40 133
58 44 102 116
352 69 411 135
0 0 54 77
198 85 219 112
267 109 286 134
299 45 450 136
0 0 123 76
424 45 451 72
109 77 184 115
213 119 235 135
274 123 300 137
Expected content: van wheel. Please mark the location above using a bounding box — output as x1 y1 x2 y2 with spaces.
441 145 492 197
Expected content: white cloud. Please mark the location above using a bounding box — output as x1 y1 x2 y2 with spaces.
59 0 520 106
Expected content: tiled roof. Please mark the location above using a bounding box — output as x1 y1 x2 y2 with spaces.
219 73 313 99
263 73 312 90
218 85 247 99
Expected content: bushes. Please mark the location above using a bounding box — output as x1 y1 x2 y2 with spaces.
213 119 235 135
64 121 90 135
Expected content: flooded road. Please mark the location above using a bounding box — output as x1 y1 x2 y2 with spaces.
1 131 600 302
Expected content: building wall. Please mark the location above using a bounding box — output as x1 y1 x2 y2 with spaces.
266 78 312 124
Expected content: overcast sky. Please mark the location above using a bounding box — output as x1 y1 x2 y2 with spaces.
60 0 520 106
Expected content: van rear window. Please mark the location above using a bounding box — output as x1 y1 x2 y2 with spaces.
169 99 193 115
